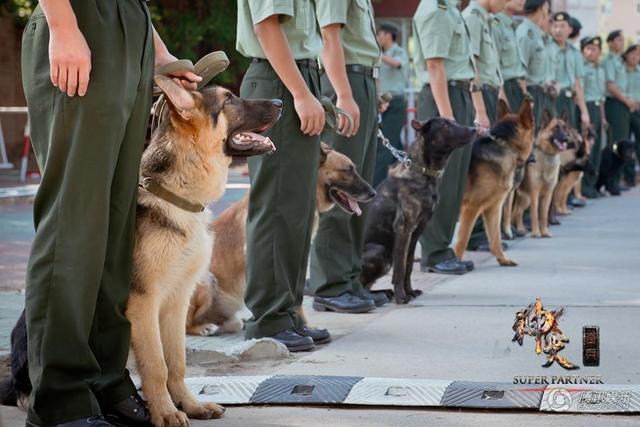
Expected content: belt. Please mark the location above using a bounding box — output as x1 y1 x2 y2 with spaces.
481 84 499 93
448 80 471 90
587 100 602 106
345 64 380 79
505 77 525 84
251 57 318 69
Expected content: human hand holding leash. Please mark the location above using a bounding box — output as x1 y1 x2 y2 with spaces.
336 95 360 137
294 91 325 136
153 28 202 91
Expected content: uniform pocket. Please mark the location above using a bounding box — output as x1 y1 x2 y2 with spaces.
501 39 518 67
294 0 310 30
450 24 466 56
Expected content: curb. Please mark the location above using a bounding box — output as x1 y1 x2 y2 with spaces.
0 185 37 205
183 375 640 414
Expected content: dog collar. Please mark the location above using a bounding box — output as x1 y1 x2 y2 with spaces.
139 176 205 213
410 163 444 178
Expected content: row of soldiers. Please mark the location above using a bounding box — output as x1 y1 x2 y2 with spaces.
233 0 640 352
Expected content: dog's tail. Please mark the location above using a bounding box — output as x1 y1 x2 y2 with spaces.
0 376 17 406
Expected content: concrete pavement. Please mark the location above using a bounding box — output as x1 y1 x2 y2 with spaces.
1 186 639 425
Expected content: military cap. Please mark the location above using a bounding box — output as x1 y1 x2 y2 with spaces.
379 22 399 39
580 36 602 51
524 0 548 14
607 30 623 43
569 17 582 38
552 12 571 23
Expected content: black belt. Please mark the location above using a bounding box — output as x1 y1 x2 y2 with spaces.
587 100 602 106
251 57 318 69
481 84 499 93
448 80 471 90
345 64 380 79
505 77 525 84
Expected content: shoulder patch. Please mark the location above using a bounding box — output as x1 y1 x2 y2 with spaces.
437 0 447 10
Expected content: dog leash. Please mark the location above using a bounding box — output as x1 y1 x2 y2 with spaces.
376 127 444 178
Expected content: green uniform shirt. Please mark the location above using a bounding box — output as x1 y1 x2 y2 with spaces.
516 17 546 86
315 0 381 67
380 43 409 96
543 35 556 83
548 40 580 90
463 1 502 87
491 12 526 81
603 52 628 98
413 0 475 85
582 59 605 103
236 0 323 59
626 65 640 102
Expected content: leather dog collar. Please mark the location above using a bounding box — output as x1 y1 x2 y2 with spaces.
410 162 444 178
139 176 205 213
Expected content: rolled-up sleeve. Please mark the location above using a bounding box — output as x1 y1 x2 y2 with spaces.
414 9 454 60
315 0 348 28
249 0 294 25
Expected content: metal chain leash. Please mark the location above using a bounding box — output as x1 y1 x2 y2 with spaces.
377 112 412 169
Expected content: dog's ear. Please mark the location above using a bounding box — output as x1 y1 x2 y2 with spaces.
559 109 569 124
319 142 332 164
411 119 424 131
155 76 197 121
497 99 511 120
541 109 553 129
517 98 533 129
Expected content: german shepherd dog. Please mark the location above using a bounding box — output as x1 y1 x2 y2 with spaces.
360 119 477 304
186 143 376 336
552 126 594 215
512 111 570 238
0 77 282 426
596 140 637 196
454 99 534 267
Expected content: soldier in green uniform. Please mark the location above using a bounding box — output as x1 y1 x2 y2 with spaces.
237 0 330 351
548 12 590 130
413 0 490 275
374 22 410 187
580 36 608 199
492 0 528 113
602 30 634 190
310 0 386 313
517 0 550 132
21 1 200 426
622 45 640 185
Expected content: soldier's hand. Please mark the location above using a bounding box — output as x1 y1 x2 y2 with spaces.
474 112 490 130
336 95 360 137
49 25 91 97
580 112 590 129
294 91 325 136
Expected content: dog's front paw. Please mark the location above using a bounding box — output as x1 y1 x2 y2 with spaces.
408 289 423 298
198 324 217 336
541 231 552 238
151 407 189 427
394 291 410 304
183 402 225 420
530 230 541 238
498 258 518 267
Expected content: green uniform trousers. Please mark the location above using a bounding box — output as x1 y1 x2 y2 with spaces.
605 97 631 186
309 70 378 297
417 83 475 267
374 94 406 187
581 101 604 193
528 85 546 133
467 86 500 249
21 1 153 424
624 110 640 185
504 78 525 113
555 92 576 128
242 60 321 338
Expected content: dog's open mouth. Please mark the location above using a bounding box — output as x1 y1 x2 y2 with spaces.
229 131 276 155
552 139 568 151
330 188 362 216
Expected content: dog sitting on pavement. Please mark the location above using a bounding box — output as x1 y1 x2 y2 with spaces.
185 143 376 336
454 98 534 267
359 118 477 304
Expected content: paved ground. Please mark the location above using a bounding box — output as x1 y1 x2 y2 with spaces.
1 183 639 426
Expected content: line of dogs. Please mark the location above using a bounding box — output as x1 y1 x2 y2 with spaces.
1 81 636 426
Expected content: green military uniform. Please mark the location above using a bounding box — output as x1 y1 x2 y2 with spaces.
310 0 381 297
237 0 323 338
624 63 640 184
549 39 581 126
21 1 154 424
581 54 606 195
463 1 502 124
413 0 476 268
517 16 547 131
492 12 527 112
603 51 630 145
375 41 409 186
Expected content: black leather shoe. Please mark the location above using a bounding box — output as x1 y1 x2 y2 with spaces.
425 258 467 275
313 292 376 314
568 197 586 208
582 189 600 199
457 257 474 272
356 288 389 307
469 241 508 252
297 326 331 344
103 393 152 427
26 416 115 427
268 329 315 352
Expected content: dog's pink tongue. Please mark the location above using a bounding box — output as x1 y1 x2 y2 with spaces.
348 198 362 216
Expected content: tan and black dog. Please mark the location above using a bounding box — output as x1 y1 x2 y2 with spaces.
512 111 570 238
186 143 376 336
127 76 280 426
553 126 593 216
455 99 534 267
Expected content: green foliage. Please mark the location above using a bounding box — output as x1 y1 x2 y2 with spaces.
1 0 247 91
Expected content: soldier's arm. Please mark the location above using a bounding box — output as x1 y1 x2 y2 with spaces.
381 55 402 68
471 90 490 128
39 0 91 97
254 15 325 135
152 27 201 91
426 58 454 120
574 79 590 126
